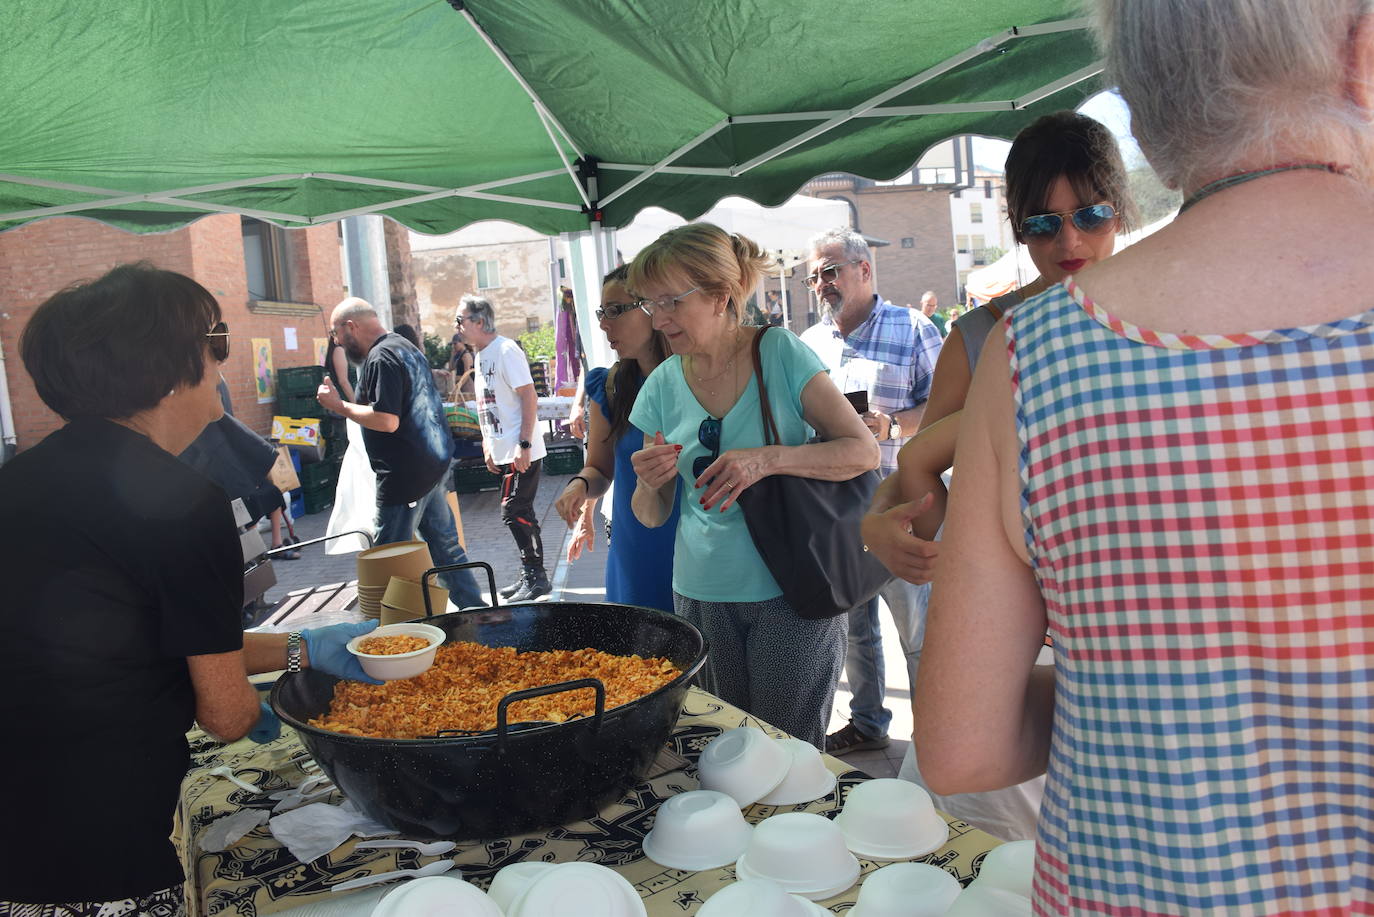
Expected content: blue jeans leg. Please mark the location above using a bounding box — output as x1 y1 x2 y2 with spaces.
843 595 891 739
878 578 930 701
373 483 482 610
415 481 482 608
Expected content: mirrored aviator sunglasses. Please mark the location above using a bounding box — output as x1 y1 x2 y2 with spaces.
206 321 230 361
1020 203 1117 242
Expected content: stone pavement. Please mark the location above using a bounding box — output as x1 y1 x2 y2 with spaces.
261 468 903 778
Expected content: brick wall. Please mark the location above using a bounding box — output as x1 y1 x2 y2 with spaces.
0 214 345 452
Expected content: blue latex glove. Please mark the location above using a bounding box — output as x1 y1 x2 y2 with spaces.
301 621 384 684
249 700 281 744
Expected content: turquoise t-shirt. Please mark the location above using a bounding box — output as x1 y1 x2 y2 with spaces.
629 328 827 602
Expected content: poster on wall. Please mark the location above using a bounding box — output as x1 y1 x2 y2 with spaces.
314 337 329 369
283 327 298 351
253 338 275 404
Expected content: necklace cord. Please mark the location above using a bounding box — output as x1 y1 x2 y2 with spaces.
1180 161 1350 212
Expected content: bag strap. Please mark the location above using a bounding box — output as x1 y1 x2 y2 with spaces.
751 326 781 446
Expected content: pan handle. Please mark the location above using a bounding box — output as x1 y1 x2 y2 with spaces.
494 678 605 753
420 561 498 614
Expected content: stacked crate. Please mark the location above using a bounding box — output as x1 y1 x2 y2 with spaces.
543 439 584 475
275 367 340 513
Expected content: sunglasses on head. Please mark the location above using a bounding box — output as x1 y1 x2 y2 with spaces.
692 416 721 479
1019 203 1117 242
206 321 230 362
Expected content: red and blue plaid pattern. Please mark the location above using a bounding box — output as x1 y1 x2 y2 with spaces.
1007 281 1374 916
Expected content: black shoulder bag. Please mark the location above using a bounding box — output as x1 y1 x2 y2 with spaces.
736 327 891 619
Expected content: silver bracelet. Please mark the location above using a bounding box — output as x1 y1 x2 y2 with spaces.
286 631 303 673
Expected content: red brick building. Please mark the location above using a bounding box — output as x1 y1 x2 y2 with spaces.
0 214 347 453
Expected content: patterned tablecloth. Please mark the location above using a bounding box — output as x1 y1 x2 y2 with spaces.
175 687 1001 915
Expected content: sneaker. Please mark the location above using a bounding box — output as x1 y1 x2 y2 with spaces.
509 571 552 602
824 723 890 756
498 573 528 599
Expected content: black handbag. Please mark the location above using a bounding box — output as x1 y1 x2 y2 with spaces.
736 327 891 619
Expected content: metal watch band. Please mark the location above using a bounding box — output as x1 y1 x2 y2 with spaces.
286 631 303 673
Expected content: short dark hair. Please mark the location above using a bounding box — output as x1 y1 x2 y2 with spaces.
1004 111 1137 243
21 262 221 420
393 323 422 348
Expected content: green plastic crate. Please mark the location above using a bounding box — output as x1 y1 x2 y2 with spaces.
299 460 339 489
277 365 326 395
543 444 584 476
302 486 334 515
452 462 502 494
276 392 321 419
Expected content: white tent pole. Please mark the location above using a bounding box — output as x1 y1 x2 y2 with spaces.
597 118 731 208
311 168 569 194
592 16 1093 198
599 163 734 177
1013 62 1104 109
454 5 584 159
779 258 791 328
535 106 593 210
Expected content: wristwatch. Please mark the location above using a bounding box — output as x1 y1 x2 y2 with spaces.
518 439 532 450
887 416 902 440
286 631 303 673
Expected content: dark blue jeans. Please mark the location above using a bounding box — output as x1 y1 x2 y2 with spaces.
374 477 482 609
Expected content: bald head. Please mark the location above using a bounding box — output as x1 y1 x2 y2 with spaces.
920 291 938 316
330 296 387 362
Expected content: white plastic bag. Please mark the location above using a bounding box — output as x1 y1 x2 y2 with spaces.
325 419 378 555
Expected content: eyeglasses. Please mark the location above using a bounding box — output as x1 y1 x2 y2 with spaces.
453 316 465 326
638 287 699 316
1019 203 1117 242
206 321 230 362
802 260 860 290
692 416 721 478
595 301 645 321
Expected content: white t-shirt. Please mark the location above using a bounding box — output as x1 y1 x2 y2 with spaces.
474 336 548 466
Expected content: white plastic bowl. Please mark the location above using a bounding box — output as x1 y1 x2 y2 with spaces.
507 862 647 917
943 884 1034 917
733 812 861 902
972 840 1035 899
642 790 752 871
849 862 962 917
758 738 838 806
834 778 949 859
697 727 790 807
370 875 503 916
488 861 559 913
346 622 445 681
697 878 831 916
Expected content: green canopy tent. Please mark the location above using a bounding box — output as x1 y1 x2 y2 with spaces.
1 0 1104 339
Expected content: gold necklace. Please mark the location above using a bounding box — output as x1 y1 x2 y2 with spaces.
689 332 743 397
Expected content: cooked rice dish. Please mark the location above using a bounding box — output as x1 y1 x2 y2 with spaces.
310 641 680 738
358 634 430 655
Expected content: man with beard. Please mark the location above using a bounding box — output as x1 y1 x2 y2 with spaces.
317 297 482 607
799 228 943 757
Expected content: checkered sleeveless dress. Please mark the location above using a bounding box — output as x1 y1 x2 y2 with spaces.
1007 281 1374 915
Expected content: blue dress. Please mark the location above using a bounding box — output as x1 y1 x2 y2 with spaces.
585 367 679 612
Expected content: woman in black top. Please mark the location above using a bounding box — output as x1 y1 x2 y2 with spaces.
0 264 378 912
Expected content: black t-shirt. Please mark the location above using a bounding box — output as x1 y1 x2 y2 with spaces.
356 333 453 506
0 419 243 902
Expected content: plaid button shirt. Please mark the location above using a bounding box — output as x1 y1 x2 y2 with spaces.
799 295 944 476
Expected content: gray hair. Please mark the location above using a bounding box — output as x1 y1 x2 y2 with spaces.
459 294 497 334
808 227 872 265
1093 0 1374 190
334 296 376 322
